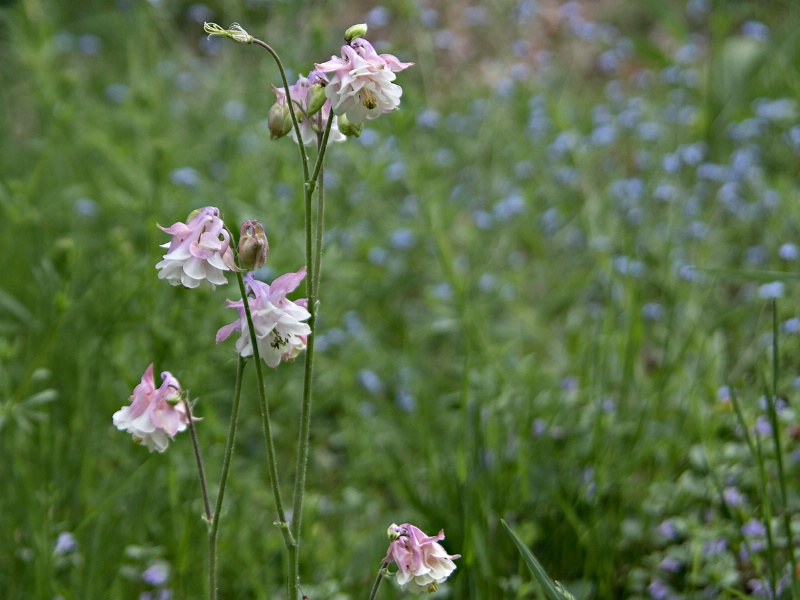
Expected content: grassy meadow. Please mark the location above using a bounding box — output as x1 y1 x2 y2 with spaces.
3 0 800 598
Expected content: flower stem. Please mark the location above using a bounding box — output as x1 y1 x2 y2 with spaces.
186 398 212 524
235 271 295 552
367 563 389 600
311 114 332 298
206 356 247 600
252 37 310 184
288 107 334 600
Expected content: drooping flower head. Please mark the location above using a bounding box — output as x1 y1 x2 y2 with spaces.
383 523 460 594
315 37 413 124
156 206 236 290
113 364 192 453
271 69 347 145
216 269 311 367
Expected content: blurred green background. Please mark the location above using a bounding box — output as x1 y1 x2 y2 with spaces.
3 0 800 598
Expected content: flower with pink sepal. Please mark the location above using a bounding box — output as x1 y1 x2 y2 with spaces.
216 269 311 368
315 38 413 124
156 206 236 290
113 364 192 453
383 523 460 594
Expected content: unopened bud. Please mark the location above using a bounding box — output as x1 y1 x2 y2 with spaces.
344 23 368 43
238 220 268 271
268 102 293 139
305 82 327 117
337 113 363 137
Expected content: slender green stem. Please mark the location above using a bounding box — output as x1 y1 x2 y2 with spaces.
731 385 777 595
310 112 335 188
288 182 318 600
288 106 334 600
252 37 310 184
235 271 295 550
311 115 331 299
367 563 389 600
755 432 778 596
186 397 212 523
768 300 798 593
206 357 247 600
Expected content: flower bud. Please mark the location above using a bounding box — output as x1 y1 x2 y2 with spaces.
336 113 363 137
305 82 327 117
268 102 293 139
238 220 269 271
344 23 368 43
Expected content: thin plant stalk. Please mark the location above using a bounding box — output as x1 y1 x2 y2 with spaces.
730 386 777 595
207 356 247 600
367 563 389 600
767 300 798 594
186 398 212 524
288 90 335 600
243 36 335 600
251 37 310 184
234 270 295 550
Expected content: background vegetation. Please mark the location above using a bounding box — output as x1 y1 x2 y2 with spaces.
3 0 800 598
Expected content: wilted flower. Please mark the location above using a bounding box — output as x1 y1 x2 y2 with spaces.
315 37 413 124
216 270 311 367
383 523 460 594
113 364 192 453
203 22 252 44
271 70 346 145
156 207 236 290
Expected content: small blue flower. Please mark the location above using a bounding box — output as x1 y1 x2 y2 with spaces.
642 302 665 322
356 369 383 396
742 20 770 41
723 487 745 507
779 243 799 261
170 167 200 187
741 518 766 538
53 532 78 556
782 318 800 334
141 561 169 586
659 556 681 573
758 281 785 299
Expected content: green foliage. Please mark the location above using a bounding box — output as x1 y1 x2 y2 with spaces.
2 0 800 598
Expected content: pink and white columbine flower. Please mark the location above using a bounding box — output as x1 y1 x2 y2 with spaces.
156 206 236 290
383 523 460 594
315 38 413 124
272 69 346 145
216 269 311 367
113 364 191 453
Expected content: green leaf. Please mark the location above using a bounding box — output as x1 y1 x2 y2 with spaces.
501 518 570 600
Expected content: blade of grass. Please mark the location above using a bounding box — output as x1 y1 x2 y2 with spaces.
501 518 571 600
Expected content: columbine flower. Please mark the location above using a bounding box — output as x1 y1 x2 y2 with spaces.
271 69 346 145
113 364 191 453
216 269 311 367
156 207 236 290
383 523 460 594
315 37 413 124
